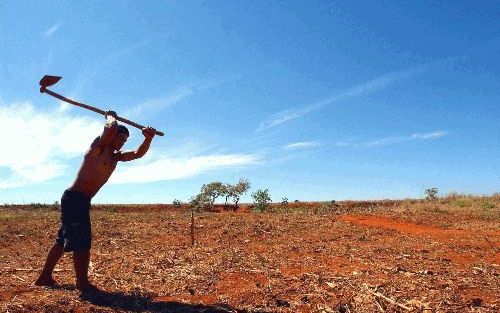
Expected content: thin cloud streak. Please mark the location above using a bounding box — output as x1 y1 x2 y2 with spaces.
42 23 61 37
336 130 447 148
411 131 447 139
257 65 427 131
284 141 321 150
124 86 193 118
125 78 230 118
109 154 260 185
61 39 153 113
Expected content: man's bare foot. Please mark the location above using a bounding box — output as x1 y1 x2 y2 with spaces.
34 276 58 287
76 282 100 293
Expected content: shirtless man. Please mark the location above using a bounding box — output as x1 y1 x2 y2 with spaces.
34 111 156 292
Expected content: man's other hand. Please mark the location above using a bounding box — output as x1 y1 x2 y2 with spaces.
142 126 156 139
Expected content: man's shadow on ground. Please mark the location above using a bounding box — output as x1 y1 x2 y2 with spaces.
79 288 247 313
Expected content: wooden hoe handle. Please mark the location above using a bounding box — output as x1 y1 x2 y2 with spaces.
44 89 165 136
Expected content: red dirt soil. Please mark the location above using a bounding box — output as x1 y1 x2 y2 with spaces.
1 202 499 312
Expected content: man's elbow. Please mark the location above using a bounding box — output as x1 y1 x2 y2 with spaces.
135 150 147 159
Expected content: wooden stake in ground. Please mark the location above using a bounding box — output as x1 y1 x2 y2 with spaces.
190 210 195 246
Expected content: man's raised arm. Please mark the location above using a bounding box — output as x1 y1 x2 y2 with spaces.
93 110 119 148
118 127 156 162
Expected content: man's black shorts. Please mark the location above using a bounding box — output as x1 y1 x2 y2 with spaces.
55 189 92 252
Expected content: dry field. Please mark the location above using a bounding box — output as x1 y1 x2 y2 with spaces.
1 196 499 312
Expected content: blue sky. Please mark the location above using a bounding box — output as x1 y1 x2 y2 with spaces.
0 1 499 204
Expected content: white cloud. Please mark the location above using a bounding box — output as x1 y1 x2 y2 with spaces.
0 100 259 189
411 131 447 139
0 102 102 188
42 23 61 37
257 65 427 131
284 141 321 150
124 86 193 118
124 78 228 119
109 154 260 185
336 130 448 148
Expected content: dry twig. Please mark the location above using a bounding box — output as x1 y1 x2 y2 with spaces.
364 284 412 311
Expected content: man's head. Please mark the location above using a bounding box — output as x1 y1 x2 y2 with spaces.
111 125 129 151
117 125 129 137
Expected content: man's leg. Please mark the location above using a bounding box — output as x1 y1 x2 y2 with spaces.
73 250 95 291
34 243 64 286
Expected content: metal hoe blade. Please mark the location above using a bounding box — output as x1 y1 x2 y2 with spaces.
39 75 62 93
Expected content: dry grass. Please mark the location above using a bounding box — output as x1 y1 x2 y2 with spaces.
0 195 498 312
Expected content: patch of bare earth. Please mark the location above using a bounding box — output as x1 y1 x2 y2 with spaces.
0 200 498 312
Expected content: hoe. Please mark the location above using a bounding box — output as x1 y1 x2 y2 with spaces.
39 75 164 136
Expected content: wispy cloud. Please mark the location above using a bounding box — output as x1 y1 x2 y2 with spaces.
0 102 102 189
42 23 61 37
284 141 321 150
102 39 152 63
410 131 447 139
257 65 427 131
125 78 230 118
59 39 154 113
124 86 193 118
109 153 260 185
336 130 447 148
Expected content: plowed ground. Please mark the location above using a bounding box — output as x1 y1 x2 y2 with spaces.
0 200 498 312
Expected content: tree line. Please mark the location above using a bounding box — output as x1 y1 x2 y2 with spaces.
188 179 251 211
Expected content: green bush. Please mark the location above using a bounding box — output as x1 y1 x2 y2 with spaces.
314 201 334 214
482 201 495 209
450 198 472 208
189 193 210 212
252 189 272 212
424 187 438 200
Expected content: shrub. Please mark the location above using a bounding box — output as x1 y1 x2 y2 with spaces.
172 199 182 208
281 198 288 205
482 201 495 209
451 198 472 208
315 201 334 214
252 189 272 212
189 193 210 212
425 187 439 200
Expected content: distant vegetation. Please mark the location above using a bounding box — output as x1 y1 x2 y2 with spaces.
189 179 251 212
1 187 498 221
424 187 439 200
251 188 272 212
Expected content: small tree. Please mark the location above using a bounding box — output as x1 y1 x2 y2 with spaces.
425 187 439 200
232 179 251 208
189 193 210 212
221 183 232 209
172 199 182 208
252 188 272 212
201 181 225 210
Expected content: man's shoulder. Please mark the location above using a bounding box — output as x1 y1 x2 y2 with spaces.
85 141 104 157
